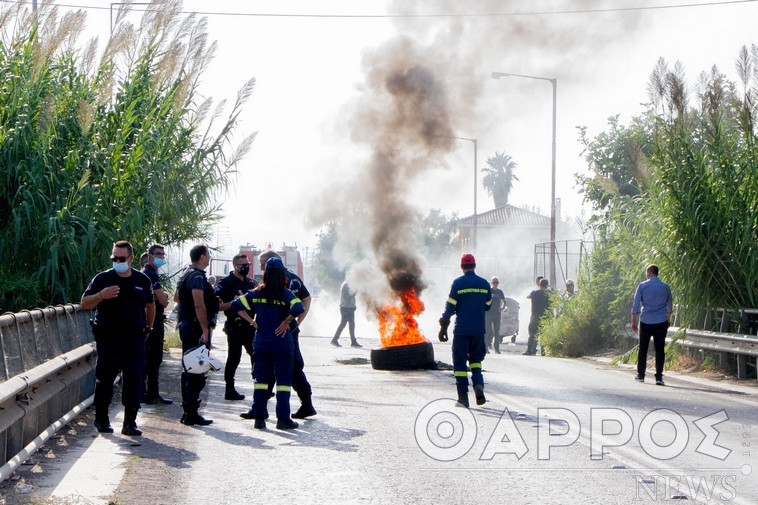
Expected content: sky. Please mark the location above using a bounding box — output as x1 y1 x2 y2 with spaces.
31 0 758 336
60 0 758 256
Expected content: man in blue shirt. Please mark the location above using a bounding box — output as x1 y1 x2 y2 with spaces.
439 253 492 408
631 264 673 385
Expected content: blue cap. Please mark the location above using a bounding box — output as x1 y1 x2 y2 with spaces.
265 257 286 270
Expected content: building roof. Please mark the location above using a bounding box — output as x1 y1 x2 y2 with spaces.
458 204 549 227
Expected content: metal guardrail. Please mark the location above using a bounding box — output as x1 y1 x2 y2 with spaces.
0 305 96 476
668 326 758 379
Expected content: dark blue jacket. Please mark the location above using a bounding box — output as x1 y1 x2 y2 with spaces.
441 270 492 336
230 287 304 348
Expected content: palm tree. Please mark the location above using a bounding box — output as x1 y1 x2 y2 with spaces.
481 152 519 208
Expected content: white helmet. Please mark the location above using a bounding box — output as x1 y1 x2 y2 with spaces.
182 345 222 374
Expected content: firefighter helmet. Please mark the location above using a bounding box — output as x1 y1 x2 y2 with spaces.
460 253 476 267
182 345 222 374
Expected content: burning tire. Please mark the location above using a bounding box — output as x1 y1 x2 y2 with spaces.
370 341 435 371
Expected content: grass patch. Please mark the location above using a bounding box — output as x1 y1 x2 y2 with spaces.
164 327 181 350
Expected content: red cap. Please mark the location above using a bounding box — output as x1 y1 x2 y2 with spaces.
460 253 476 266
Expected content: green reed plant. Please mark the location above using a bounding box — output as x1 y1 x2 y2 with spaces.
0 2 255 311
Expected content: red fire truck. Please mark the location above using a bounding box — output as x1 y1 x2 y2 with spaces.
210 243 303 283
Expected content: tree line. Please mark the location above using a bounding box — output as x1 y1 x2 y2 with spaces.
541 47 758 356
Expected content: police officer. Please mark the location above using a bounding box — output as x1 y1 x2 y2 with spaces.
141 243 172 405
231 257 304 430
241 249 316 420
214 253 257 400
81 240 155 436
438 253 492 408
176 244 226 426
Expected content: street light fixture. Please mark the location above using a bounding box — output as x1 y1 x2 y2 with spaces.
491 71 557 287
444 135 478 252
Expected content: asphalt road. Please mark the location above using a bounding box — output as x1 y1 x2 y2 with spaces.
2 330 756 505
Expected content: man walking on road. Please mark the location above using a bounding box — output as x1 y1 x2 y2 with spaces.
331 279 361 348
438 253 492 408
631 264 673 386
81 240 155 436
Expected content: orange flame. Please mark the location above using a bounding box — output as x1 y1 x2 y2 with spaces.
378 288 428 347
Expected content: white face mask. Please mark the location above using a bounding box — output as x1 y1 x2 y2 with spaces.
113 262 130 273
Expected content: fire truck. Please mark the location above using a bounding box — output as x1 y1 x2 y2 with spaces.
210 243 304 283
240 243 303 282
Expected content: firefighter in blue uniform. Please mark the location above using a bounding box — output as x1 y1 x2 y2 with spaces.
246 249 316 420
231 257 304 430
141 243 173 405
214 253 258 400
438 253 492 408
81 240 155 436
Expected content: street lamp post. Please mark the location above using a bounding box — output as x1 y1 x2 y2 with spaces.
445 136 478 251
491 71 557 287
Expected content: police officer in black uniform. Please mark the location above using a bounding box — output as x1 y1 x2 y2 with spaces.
214 253 257 400
176 244 226 426
141 243 173 404
82 240 155 436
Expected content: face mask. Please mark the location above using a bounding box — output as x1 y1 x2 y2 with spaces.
238 264 250 276
113 262 130 273
153 258 166 268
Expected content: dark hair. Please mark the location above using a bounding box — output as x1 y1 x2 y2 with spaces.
148 243 165 255
114 240 133 256
256 267 288 299
189 244 209 263
539 278 549 289
647 264 659 276
536 275 544 284
233 253 249 263
139 252 149 265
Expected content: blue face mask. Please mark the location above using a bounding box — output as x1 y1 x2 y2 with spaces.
153 258 166 268
113 262 130 273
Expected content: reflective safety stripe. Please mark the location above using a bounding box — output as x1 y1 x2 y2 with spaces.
456 288 489 295
447 297 458 306
470 363 482 369
239 295 252 311
485 299 492 306
254 383 269 390
290 297 301 309
276 385 292 392
454 371 468 377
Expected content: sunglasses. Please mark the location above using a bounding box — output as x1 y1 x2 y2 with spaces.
111 255 130 263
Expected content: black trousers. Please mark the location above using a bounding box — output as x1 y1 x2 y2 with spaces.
637 321 669 380
179 320 207 413
143 318 165 400
224 322 254 385
94 328 145 422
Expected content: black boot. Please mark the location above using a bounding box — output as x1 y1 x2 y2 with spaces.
181 401 213 426
225 381 245 401
94 417 113 434
121 408 142 436
292 397 317 419
474 384 486 406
